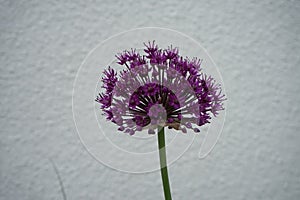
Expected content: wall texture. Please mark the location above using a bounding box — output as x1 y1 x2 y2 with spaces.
1 0 299 199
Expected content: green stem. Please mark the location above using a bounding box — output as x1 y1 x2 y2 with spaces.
158 127 172 200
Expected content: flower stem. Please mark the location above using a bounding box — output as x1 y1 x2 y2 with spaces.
158 127 172 200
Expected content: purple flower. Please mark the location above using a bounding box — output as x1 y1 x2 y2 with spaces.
116 49 146 67
96 41 226 135
164 45 179 60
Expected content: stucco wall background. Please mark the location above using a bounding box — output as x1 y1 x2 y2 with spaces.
1 0 300 199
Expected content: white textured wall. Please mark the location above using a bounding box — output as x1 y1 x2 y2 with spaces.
1 0 299 199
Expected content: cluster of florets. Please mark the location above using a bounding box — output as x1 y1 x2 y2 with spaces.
96 41 225 135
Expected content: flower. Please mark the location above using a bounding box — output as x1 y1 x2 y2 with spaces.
96 41 226 135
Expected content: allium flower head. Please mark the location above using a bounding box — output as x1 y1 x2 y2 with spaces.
96 41 226 135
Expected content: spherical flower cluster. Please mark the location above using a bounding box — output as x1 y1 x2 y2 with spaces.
96 41 226 135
